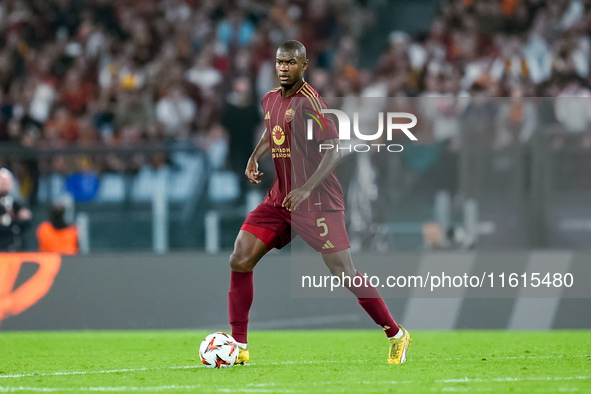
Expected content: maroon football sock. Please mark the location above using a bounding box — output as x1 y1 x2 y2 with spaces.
228 271 254 344
346 271 399 338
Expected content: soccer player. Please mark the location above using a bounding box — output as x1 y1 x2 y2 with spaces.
228 40 411 365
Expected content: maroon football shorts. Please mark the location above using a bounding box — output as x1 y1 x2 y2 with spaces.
241 202 351 254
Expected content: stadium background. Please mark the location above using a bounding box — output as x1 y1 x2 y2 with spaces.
1 0 591 331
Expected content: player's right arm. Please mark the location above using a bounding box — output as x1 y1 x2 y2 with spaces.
245 128 270 184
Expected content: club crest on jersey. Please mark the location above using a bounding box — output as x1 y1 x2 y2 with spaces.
272 125 285 146
284 108 295 123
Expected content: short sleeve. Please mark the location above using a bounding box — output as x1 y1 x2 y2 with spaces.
298 96 339 144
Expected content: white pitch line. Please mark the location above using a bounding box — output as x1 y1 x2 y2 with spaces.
0 366 202 379
0 360 369 379
316 376 591 385
1 356 589 380
0 386 295 393
310 376 591 386
1 377 589 393
438 376 590 384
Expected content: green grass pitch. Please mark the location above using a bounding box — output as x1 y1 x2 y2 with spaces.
1 330 590 393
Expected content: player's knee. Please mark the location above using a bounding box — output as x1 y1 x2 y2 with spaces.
229 252 255 272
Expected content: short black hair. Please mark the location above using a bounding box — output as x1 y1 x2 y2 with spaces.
277 40 307 61
49 202 67 229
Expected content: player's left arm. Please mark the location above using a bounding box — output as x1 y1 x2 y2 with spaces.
282 138 342 211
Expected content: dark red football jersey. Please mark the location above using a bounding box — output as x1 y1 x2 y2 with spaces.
261 82 345 211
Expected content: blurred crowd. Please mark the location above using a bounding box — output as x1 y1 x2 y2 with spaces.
0 0 590 204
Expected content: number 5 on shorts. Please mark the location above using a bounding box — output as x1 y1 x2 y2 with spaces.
317 218 328 237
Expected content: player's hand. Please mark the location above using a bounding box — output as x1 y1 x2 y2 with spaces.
282 188 312 211
245 159 263 184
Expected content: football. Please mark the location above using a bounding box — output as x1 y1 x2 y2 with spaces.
199 332 239 369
